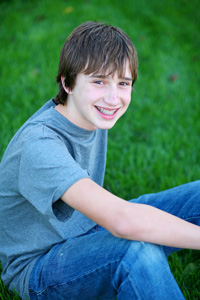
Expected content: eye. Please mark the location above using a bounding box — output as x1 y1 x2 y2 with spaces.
94 80 104 85
119 82 130 87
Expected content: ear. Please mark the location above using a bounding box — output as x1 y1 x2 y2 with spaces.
61 76 73 94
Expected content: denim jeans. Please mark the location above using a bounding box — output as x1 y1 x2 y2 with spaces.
29 180 200 300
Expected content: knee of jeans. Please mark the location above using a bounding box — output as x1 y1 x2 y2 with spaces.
124 241 165 268
112 241 167 293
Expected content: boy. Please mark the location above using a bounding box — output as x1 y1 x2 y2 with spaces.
0 21 200 300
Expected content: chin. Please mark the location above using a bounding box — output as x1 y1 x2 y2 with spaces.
98 122 118 130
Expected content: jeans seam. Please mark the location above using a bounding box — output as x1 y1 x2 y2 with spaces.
185 214 200 221
120 260 141 300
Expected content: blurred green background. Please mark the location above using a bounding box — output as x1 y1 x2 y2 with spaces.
0 0 200 299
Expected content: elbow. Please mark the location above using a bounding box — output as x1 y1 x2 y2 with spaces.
105 201 150 242
110 203 151 242
111 214 143 241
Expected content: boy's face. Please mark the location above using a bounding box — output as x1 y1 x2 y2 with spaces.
63 61 133 131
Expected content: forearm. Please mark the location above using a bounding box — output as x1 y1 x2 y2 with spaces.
117 202 200 249
62 178 200 250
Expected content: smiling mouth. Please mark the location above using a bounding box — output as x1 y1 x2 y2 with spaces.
95 106 119 116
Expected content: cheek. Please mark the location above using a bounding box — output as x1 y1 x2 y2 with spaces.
123 92 132 107
87 89 104 103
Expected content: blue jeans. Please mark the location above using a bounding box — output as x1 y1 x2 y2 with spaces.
29 180 200 300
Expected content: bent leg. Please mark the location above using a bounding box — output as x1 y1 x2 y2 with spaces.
29 230 185 300
131 180 200 255
114 241 185 300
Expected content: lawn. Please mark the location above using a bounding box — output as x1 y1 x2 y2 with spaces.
0 0 200 299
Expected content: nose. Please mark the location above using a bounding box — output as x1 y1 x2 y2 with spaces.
104 86 120 106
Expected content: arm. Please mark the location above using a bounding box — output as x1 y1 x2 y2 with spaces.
61 178 200 250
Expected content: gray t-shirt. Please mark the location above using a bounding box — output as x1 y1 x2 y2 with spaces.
0 99 107 299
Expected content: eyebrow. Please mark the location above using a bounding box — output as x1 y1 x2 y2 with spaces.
89 75 133 82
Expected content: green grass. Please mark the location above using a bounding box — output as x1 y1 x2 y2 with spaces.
0 0 200 299
0 265 20 300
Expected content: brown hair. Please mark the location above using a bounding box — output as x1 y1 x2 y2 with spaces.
55 21 138 104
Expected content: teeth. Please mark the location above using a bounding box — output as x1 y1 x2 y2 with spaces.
96 106 117 115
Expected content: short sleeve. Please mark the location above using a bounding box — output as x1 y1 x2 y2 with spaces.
19 134 89 220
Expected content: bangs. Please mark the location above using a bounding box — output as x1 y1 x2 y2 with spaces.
68 23 138 83
83 49 132 79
